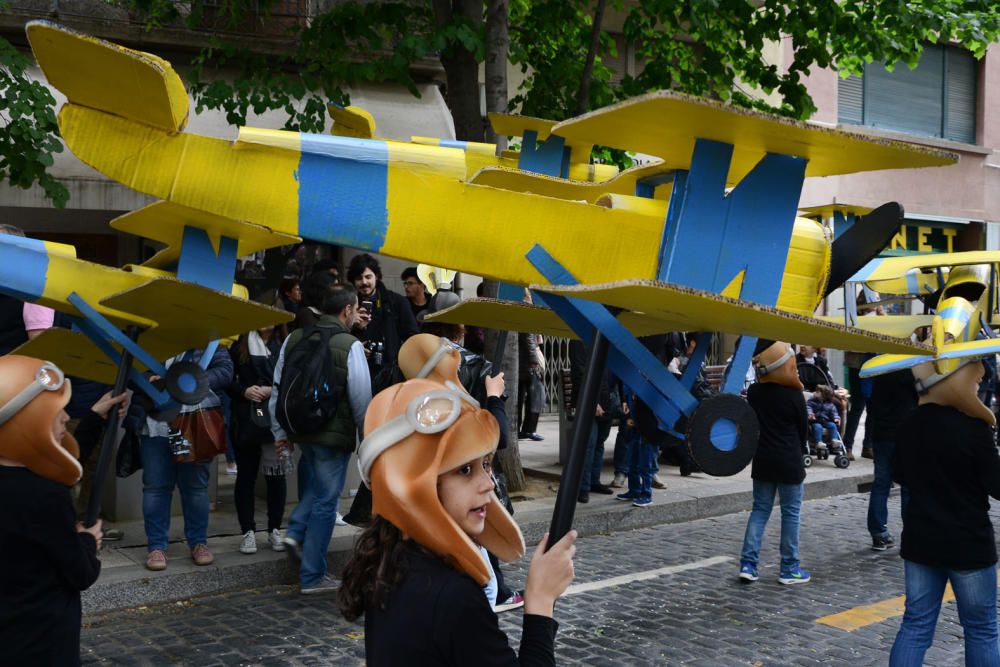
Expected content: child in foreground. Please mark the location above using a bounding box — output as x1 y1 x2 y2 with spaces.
0 355 125 666
339 337 577 666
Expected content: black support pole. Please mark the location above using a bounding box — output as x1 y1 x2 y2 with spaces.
84 326 139 528
492 330 509 371
547 331 610 547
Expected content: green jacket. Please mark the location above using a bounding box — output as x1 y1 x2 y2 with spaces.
283 316 358 451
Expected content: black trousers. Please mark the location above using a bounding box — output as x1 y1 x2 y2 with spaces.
517 377 540 435
233 440 287 533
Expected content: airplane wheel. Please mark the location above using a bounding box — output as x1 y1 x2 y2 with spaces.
164 361 210 406
834 455 850 469
803 454 813 468
686 394 759 477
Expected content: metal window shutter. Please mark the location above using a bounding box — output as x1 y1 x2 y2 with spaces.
945 48 977 143
865 45 944 138
838 75 863 125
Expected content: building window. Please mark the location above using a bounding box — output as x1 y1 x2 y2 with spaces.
838 44 977 144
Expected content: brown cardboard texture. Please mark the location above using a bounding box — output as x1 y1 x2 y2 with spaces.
363 378 525 586
0 356 82 486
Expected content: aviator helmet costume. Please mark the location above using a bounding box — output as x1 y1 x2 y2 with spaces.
0 355 81 486
356 335 525 585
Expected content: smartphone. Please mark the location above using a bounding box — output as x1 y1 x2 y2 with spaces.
360 300 374 313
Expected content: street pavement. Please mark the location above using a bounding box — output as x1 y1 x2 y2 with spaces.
80 491 987 666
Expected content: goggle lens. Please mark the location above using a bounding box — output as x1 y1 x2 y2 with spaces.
414 396 457 429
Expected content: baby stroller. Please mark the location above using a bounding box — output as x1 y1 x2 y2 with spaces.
798 363 851 469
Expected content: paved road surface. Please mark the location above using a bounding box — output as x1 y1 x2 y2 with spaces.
82 492 984 665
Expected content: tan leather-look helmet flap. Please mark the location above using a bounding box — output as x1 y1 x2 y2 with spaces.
753 342 804 390
0 355 81 486
362 377 525 586
913 360 995 426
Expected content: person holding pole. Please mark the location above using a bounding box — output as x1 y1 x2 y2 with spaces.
0 355 127 666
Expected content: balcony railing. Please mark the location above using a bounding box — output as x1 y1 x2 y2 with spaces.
6 0 311 38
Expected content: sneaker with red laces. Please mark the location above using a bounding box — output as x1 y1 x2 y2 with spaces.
495 591 525 612
191 544 214 566
145 549 167 571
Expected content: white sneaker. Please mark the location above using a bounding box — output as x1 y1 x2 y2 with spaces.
239 530 257 554
611 472 627 488
652 474 667 489
335 513 348 527
269 528 286 552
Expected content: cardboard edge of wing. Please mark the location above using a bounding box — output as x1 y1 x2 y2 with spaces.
13 278 293 384
426 281 932 356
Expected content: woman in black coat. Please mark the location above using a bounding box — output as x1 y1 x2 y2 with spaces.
230 323 289 554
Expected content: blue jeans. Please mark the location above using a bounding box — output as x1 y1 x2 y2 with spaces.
286 444 351 587
739 480 803 572
579 417 612 492
140 436 210 551
890 561 1000 666
613 421 638 475
868 439 910 538
627 437 657 501
810 421 838 443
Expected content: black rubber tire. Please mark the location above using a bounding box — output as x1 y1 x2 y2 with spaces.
685 394 759 477
834 455 850 469
803 455 813 468
164 360 210 406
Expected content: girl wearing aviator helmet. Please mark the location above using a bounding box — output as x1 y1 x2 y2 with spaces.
340 348 577 666
0 355 125 666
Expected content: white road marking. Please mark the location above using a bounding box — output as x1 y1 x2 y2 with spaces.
563 555 733 596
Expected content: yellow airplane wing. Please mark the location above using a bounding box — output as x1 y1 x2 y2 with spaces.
101 278 291 350
798 203 874 219
531 280 932 355
111 201 302 270
851 251 1000 284
862 338 1000 378
551 91 957 186
468 161 672 203
817 314 933 338
26 20 187 133
424 298 691 339
12 328 125 383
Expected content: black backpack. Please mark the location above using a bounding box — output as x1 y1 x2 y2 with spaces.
276 326 349 436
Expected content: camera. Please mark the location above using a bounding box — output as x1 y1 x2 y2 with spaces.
167 427 190 459
365 340 385 367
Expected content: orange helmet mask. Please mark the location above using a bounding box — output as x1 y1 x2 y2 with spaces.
357 335 525 585
0 356 81 486
753 342 804 390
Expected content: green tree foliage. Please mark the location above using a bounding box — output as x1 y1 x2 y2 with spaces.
2 0 999 203
0 29 68 207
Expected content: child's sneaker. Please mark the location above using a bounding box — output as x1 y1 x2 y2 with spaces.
495 591 525 612
738 561 758 582
778 566 811 585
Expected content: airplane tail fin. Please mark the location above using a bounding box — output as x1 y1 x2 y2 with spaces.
26 21 189 134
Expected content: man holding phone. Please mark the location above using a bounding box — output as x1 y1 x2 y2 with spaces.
346 253 419 392
344 254 419 527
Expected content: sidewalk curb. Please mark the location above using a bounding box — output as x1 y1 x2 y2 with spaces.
83 470 873 615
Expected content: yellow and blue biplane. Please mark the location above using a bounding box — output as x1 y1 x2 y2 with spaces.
845 252 1000 379
7 21 973 483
